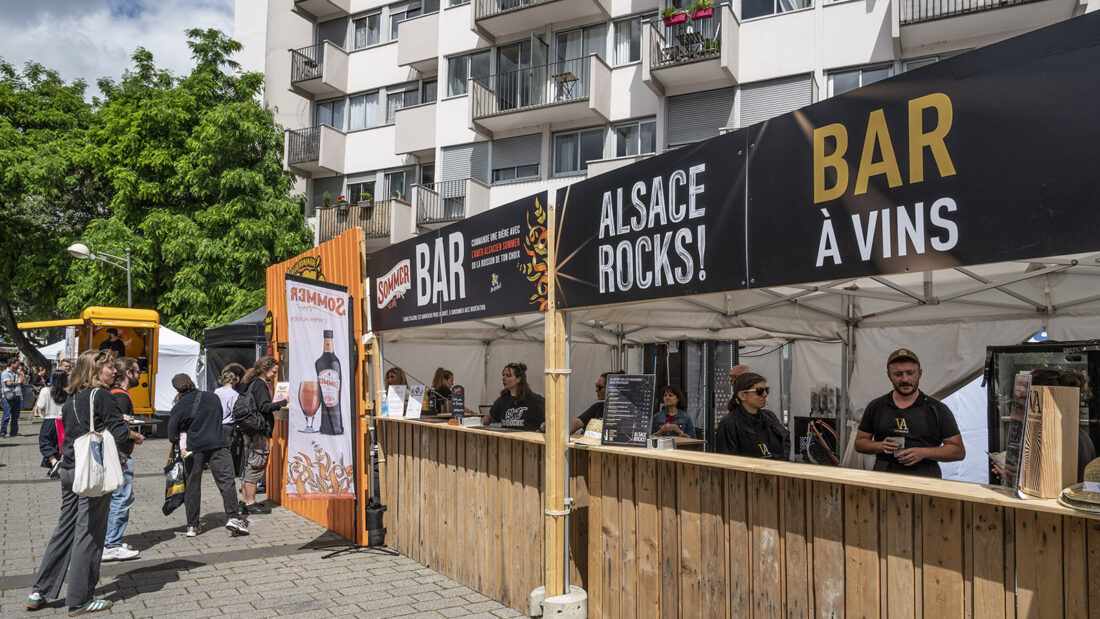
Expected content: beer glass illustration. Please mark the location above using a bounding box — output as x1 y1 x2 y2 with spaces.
298 380 321 433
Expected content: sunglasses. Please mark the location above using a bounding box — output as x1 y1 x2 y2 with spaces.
595 383 606 390
740 386 770 396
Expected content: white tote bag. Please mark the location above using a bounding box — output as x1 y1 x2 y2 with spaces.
72 388 125 497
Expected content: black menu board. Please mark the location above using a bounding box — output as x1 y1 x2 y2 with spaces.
451 385 465 420
602 374 656 448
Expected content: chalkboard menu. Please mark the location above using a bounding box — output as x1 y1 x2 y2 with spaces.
1001 373 1032 490
602 374 656 448
451 385 465 420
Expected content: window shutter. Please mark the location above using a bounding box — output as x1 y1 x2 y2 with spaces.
492 133 542 169
442 142 489 184
316 18 348 48
740 73 813 128
665 87 736 147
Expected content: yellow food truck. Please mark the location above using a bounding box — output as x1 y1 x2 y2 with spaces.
18 307 160 415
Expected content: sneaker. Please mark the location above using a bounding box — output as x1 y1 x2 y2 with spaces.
186 525 200 537
25 591 44 610
226 518 250 535
101 546 139 561
68 598 113 616
243 502 271 515
49 460 62 479
120 542 134 550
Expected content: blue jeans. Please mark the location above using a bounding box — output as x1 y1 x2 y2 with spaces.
1 395 20 436
105 458 135 548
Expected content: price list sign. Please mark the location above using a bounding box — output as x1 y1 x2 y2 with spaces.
602 374 656 448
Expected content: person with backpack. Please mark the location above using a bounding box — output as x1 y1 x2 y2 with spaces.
238 356 286 515
167 374 248 537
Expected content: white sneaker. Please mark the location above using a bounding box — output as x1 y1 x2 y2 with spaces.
186 526 200 537
102 546 139 561
226 518 249 536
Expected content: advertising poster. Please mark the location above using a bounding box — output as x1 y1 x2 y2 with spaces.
602 374 656 448
284 274 354 499
370 192 548 330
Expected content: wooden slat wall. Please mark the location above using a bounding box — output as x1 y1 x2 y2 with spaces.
268 417 357 541
579 451 1100 619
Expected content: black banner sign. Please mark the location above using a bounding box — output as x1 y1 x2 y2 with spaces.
602 373 656 448
369 192 548 331
556 14 1100 309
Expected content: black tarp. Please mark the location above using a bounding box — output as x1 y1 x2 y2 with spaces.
204 307 266 387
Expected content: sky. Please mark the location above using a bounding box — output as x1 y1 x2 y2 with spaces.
0 0 235 96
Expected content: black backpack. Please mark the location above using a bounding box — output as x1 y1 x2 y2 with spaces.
233 387 269 436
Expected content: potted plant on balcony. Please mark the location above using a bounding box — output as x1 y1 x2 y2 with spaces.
662 6 688 26
703 37 720 53
690 0 714 20
335 194 350 214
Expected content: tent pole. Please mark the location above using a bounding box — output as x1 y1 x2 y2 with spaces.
543 200 569 600
841 294 855 455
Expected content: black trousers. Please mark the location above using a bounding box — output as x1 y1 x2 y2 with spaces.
33 468 111 607
183 447 239 528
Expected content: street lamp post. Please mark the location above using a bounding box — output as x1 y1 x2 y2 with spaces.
67 243 133 308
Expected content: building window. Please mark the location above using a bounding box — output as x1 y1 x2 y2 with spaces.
390 2 422 40
386 87 419 124
740 0 811 20
450 0 470 5
420 164 435 185
556 23 607 64
353 13 381 49
492 164 540 183
386 170 409 200
613 15 652 65
827 64 891 98
448 50 490 96
553 128 604 175
348 180 376 203
421 79 437 104
348 92 380 130
614 118 656 157
316 99 345 130
903 57 938 72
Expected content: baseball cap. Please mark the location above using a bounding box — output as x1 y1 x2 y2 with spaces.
887 349 920 366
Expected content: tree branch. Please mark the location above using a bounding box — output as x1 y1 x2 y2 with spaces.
0 296 49 368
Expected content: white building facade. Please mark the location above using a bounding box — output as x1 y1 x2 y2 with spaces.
235 0 1090 251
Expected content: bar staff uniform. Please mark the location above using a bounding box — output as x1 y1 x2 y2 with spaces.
857 392 960 478
715 406 790 459
488 392 546 431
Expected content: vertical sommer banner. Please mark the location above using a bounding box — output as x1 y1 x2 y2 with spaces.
284 274 355 499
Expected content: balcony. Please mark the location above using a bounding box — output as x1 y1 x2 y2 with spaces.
412 178 491 227
317 201 398 250
292 0 350 21
473 0 610 41
470 55 611 137
643 4 739 96
289 42 348 99
285 126 346 177
397 12 439 72
894 0 1076 54
394 102 437 159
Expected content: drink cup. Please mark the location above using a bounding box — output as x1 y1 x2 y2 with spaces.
893 436 906 456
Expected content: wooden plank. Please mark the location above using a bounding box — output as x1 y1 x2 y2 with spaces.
509 436 525 610
636 457 660 618
486 437 502 604
415 426 426 564
569 450 590 590
619 453 638 617
659 460 680 619
428 429 440 569
812 481 844 619
700 465 728 619
1063 515 1088 619
464 433 477 589
844 485 878 619
475 434 489 595
1089 519 1100 619
678 463 703 619
602 455 622 619
922 496 964 619
1032 512 1064 617
782 477 810 619
727 470 750 619
524 442 541 609
970 503 1006 619
963 502 974 619
588 451 603 619
445 429 457 580
752 473 783 618
1014 511 1037 617
883 492 915 619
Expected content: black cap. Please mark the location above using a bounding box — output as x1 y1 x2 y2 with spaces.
323 330 333 338
887 348 920 366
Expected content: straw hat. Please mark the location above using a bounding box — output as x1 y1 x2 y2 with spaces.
574 418 604 446
1057 458 1100 514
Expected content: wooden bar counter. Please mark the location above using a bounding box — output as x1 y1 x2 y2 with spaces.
377 417 1100 618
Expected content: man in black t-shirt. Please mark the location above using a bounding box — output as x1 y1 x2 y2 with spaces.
569 371 623 434
855 349 965 478
98 328 126 358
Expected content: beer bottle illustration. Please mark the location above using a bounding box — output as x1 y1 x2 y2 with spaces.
316 329 344 435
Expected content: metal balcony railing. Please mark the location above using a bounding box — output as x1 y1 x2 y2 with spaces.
287 127 321 164
471 55 591 120
290 43 325 83
318 200 392 242
649 13 721 70
415 180 467 224
474 0 553 20
900 0 1041 24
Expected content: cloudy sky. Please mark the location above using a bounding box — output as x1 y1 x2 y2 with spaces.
0 0 235 95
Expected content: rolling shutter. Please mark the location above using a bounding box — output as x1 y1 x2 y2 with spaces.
740 73 814 128
441 142 489 184
665 87 736 147
492 133 542 170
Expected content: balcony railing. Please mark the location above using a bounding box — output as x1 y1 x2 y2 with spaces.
287 127 321 164
415 180 467 224
649 14 721 70
318 200 392 243
900 0 1041 24
474 0 554 20
471 55 591 119
290 44 325 83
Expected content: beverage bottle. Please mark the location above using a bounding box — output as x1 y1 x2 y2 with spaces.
316 330 344 435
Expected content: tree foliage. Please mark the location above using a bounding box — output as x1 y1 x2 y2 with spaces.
1 29 311 351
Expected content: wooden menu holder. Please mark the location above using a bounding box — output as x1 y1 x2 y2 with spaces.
1020 385 1079 499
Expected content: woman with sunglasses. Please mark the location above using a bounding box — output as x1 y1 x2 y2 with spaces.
650 384 697 438
715 372 790 459
482 362 545 431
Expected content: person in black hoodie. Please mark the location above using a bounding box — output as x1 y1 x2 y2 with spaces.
715 372 791 460
482 362 545 431
26 350 138 616
239 356 287 514
168 374 248 537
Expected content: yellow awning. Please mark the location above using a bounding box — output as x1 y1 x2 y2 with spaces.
80 307 160 324
17 319 84 329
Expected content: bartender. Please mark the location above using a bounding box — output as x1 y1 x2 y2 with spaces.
854 349 964 478
715 372 790 458
569 370 623 434
429 367 454 413
482 362 545 431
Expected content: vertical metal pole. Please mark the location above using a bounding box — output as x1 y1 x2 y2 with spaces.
125 247 132 308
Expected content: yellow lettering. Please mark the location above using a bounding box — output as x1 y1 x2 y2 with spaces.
909 92 956 183
814 123 848 204
854 109 903 195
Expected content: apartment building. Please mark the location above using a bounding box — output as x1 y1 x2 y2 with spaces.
235 0 1086 251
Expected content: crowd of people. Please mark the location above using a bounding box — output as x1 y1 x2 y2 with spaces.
11 348 285 616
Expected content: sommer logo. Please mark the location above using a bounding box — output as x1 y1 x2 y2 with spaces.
289 285 347 316
377 259 412 309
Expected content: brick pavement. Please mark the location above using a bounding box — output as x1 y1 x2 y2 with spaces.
0 417 523 618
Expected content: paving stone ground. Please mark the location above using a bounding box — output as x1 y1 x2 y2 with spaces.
0 417 524 618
